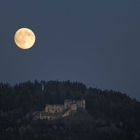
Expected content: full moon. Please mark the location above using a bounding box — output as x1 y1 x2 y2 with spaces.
14 28 36 49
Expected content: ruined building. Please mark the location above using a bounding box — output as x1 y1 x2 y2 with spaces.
39 100 86 120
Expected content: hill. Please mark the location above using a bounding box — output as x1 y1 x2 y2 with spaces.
0 80 140 140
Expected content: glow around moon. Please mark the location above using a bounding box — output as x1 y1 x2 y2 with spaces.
14 28 36 49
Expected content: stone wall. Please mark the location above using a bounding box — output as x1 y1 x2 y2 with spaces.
44 100 86 115
45 105 64 114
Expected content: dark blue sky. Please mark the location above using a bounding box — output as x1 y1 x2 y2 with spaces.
0 0 140 99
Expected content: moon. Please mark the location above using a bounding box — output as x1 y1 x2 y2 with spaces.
14 28 36 49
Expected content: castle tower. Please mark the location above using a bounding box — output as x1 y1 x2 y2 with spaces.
64 100 72 109
64 99 86 110
76 100 86 109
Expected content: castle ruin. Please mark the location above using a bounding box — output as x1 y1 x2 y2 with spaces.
39 100 86 120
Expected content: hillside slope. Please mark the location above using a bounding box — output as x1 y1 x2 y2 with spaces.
0 80 140 140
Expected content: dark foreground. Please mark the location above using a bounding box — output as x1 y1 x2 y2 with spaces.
0 81 140 140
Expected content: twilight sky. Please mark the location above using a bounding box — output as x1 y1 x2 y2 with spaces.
0 0 140 99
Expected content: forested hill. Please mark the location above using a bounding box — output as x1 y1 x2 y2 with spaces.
0 80 140 140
